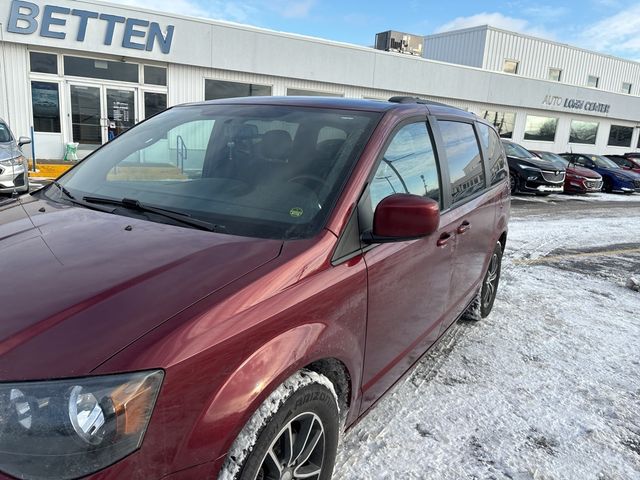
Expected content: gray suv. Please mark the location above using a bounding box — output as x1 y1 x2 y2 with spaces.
0 119 31 194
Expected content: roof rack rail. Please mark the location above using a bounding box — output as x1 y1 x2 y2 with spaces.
388 96 451 107
388 96 429 104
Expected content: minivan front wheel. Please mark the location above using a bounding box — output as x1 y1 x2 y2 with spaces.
219 370 340 480
481 242 503 317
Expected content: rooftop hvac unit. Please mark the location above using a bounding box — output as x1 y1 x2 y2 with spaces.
375 31 424 56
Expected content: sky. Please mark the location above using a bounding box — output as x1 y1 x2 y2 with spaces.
108 0 640 61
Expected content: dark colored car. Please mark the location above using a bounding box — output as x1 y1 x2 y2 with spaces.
0 97 509 480
501 140 565 195
561 153 640 193
531 150 603 193
607 154 640 174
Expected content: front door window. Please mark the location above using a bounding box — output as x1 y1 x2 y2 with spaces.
70 85 102 150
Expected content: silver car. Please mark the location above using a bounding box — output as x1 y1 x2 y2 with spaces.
0 119 31 194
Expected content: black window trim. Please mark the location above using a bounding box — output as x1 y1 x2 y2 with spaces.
431 114 489 210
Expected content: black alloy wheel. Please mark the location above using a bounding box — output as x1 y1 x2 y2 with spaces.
480 242 503 317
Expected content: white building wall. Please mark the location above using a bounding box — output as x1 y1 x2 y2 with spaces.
422 28 486 68
483 28 640 95
0 40 32 146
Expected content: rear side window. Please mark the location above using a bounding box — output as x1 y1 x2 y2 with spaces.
438 121 486 204
370 122 441 209
477 123 508 186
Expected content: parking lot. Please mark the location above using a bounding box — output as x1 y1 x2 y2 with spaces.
334 195 640 480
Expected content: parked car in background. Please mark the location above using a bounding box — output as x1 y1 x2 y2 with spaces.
531 150 603 194
0 118 31 195
501 140 565 195
561 153 640 193
0 97 510 480
606 154 640 174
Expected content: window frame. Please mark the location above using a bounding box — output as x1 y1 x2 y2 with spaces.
430 114 488 209
523 115 559 143
356 116 446 245
608 124 634 147
548 67 562 82
502 59 519 75
30 80 62 134
621 82 632 95
204 78 273 101
587 75 600 89
568 120 599 145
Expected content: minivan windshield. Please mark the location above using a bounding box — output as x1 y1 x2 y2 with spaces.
54 104 380 239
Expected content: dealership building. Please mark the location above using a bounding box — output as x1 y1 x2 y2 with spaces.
1 0 640 160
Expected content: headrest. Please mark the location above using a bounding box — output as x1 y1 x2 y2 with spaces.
260 130 293 161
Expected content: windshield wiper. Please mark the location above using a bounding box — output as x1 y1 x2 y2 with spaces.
49 181 116 213
83 196 219 232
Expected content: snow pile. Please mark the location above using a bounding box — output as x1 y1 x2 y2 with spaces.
334 207 640 480
626 277 640 292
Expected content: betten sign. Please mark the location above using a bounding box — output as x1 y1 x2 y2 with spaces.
542 95 611 114
5 0 175 54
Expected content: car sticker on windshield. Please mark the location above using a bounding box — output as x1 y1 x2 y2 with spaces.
289 207 304 218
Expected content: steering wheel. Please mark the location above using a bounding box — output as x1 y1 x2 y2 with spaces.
288 174 329 190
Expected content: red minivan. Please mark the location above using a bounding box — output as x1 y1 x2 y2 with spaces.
0 97 509 480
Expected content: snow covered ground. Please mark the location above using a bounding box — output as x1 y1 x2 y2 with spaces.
334 201 640 480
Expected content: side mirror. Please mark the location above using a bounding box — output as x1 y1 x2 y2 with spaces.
363 193 440 244
18 136 32 147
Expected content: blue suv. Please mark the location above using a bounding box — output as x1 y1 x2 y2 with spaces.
560 153 640 194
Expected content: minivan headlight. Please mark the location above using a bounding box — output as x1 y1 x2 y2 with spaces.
0 156 25 167
0 370 163 480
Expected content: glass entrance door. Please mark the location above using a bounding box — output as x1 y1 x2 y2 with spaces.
105 88 136 140
69 84 137 157
69 84 102 154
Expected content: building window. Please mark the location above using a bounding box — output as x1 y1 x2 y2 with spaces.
287 88 343 97
569 120 598 144
205 79 271 100
438 121 486 203
548 68 562 82
144 66 167 86
30 52 58 74
370 122 441 209
64 56 139 83
524 115 558 142
587 75 599 88
502 59 519 74
31 81 61 133
608 125 634 147
144 92 167 118
481 111 516 138
621 82 632 94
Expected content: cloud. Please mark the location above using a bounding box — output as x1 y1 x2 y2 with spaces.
434 12 554 39
105 0 315 23
578 4 640 56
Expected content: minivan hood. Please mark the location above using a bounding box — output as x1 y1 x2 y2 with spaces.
0 196 282 380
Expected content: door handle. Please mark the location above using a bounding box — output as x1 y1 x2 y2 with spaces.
457 221 471 235
437 232 452 247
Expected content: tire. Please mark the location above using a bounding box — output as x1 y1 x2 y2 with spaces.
603 177 613 193
219 370 340 480
509 172 517 194
480 242 503 318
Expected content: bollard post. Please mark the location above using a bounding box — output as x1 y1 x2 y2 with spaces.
30 126 37 173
